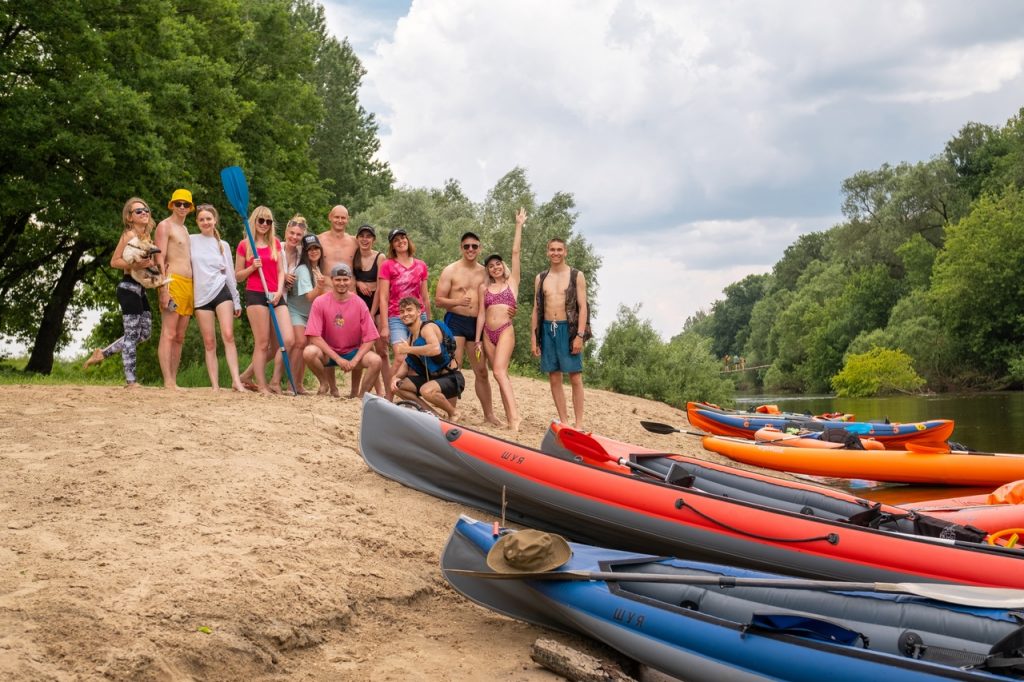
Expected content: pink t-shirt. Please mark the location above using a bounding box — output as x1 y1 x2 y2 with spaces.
379 257 428 317
305 293 380 354
236 238 283 293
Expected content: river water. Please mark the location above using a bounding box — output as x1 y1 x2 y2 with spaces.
733 392 1024 503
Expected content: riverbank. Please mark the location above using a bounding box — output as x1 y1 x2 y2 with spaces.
0 379 707 680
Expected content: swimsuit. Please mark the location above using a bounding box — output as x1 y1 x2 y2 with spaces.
444 311 476 340
482 286 517 345
167 273 194 316
354 251 380 311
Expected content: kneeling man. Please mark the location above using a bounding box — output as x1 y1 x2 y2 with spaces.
391 297 465 420
304 263 382 398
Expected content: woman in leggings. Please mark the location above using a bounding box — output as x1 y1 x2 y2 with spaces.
83 197 157 387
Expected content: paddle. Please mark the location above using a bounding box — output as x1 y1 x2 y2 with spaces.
556 428 671 481
640 420 808 446
444 569 1024 608
220 166 298 395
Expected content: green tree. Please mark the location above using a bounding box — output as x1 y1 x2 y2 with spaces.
831 347 925 397
704 273 769 358
929 186 1024 376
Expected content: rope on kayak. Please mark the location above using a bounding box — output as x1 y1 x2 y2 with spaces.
674 498 840 545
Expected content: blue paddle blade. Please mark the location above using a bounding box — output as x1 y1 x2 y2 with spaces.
844 423 872 435
220 166 250 219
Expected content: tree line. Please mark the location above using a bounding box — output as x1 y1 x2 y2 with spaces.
1 0 391 372
688 107 1024 396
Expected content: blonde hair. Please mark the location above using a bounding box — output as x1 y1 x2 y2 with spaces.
122 197 155 236
245 205 278 261
195 204 224 256
286 214 308 232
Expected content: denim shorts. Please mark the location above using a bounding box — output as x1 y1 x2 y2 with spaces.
388 313 427 344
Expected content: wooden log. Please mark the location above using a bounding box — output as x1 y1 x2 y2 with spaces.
530 638 638 682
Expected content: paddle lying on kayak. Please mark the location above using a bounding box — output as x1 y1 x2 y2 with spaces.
445 568 1024 608
641 419 830 445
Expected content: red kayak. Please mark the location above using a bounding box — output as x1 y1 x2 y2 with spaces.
359 395 1024 587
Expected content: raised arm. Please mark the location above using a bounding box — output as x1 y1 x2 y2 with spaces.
510 207 525 294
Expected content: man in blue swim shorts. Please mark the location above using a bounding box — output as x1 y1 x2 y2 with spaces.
530 237 589 429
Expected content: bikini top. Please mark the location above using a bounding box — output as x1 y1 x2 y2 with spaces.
484 285 517 309
354 251 380 283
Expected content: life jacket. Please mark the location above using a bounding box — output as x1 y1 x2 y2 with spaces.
405 320 458 378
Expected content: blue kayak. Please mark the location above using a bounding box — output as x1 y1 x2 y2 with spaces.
442 516 1024 682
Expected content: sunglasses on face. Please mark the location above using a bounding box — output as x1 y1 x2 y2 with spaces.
132 207 151 215
256 217 273 226
173 201 192 209
462 243 480 251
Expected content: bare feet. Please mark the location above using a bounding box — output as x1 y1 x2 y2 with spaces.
124 382 140 390
449 411 462 423
483 415 503 427
268 385 281 395
232 382 247 392
83 348 104 369
330 388 341 398
508 418 523 433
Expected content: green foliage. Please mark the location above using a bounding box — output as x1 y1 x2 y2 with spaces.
930 186 1024 375
831 347 925 397
704 273 769 358
0 0 392 373
594 305 733 406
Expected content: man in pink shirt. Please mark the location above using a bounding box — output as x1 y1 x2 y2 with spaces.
303 263 382 398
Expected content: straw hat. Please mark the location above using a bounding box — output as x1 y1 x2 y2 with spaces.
486 529 572 573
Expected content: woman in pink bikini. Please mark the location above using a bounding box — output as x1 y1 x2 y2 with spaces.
475 207 526 431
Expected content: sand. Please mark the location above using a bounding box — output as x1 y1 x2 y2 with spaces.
0 376 712 681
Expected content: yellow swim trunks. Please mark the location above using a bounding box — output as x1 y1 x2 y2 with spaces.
167 273 194 317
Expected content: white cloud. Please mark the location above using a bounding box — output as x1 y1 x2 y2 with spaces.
322 0 1024 338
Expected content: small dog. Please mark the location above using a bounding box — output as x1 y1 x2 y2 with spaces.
122 237 168 288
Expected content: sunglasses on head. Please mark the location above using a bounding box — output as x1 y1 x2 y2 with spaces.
462 243 480 251
287 220 306 227
173 201 192 209
132 207 151 215
256 217 273 226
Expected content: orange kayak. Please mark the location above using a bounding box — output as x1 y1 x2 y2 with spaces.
702 434 1024 486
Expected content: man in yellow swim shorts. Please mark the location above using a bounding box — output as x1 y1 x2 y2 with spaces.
155 188 195 389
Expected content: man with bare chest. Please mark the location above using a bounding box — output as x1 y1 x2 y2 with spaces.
155 189 195 389
530 237 588 428
435 232 499 425
319 205 358 274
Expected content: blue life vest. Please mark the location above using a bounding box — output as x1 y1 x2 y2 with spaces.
405 320 458 377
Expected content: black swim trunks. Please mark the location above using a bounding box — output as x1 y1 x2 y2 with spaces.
444 311 476 340
406 370 465 400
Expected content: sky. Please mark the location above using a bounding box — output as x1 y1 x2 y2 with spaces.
321 0 1024 340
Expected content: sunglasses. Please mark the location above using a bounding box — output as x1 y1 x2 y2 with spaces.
287 221 306 227
173 201 192 209
256 217 273 226
132 207 151 215
462 243 480 251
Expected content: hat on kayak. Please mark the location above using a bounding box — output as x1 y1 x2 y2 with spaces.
486 529 572 573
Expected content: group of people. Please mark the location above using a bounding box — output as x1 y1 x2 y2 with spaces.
86 189 590 429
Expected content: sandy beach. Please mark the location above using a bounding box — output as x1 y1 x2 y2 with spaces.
0 375 720 681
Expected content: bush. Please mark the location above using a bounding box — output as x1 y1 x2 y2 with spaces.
831 346 925 397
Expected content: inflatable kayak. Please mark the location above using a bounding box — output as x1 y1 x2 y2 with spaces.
547 423 1024 533
688 402 955 449
443 515 1024 682
358 395 1024 586
701 434 1024 486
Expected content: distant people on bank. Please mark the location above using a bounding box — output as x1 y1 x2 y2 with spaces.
287 233 329 394
83 197 157 388
235 206 296 395
351 224 388 397
190 204 245 392
475 207 526 431
391 297 464 420
530 237 589 429
378 228 430 397
319 205 357 275
303 263 382 398
155 189 195 389
436 229 500 425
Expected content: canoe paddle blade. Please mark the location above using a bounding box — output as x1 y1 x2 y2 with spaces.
640 421 682 435
220 166 250 220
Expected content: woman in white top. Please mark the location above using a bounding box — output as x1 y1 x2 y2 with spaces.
190 204 244 391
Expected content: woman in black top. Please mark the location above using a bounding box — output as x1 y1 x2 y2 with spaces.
351 224 388 396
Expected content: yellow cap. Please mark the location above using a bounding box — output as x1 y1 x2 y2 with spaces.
168 189 194 211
